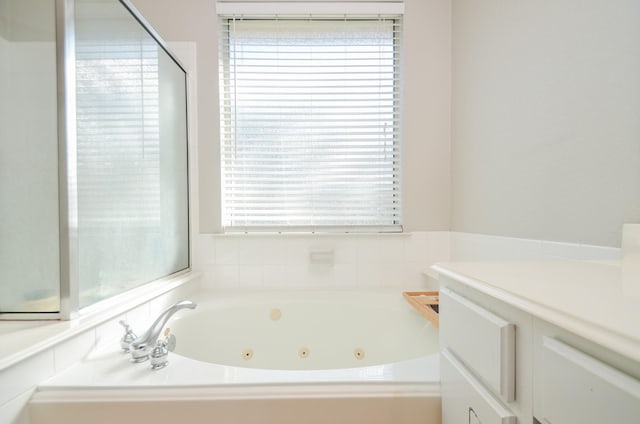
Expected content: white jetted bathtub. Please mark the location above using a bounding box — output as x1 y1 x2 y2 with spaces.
30 289 441 424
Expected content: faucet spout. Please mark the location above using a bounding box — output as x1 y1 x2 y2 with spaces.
129 300 196 362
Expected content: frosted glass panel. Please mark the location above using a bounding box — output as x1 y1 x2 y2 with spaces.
0 0 60 313
75 0 189 307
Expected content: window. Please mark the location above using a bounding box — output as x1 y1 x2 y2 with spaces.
218 8 403 232
76 38 161 227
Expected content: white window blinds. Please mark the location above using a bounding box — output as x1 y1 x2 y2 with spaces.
218 10 403 232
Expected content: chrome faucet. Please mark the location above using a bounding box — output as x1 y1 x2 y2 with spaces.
129 300 197 362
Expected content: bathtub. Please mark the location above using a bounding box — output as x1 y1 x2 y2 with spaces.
30 289 441 424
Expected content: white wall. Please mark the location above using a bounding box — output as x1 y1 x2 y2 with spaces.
0 0 55 42
451 0 640 247
129 0 452 233
0 36 7 140
400 0 451 231
128 0 640 261
0 3 7 39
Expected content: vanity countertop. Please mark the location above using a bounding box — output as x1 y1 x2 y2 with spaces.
432 260 640 363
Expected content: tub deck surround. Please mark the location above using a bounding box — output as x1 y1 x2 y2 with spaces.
432 260 640 362
0 271 201 372
31 288 440 423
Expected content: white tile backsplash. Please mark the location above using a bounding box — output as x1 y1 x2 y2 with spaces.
326 238 358 265
191 234 215 266
357 263 407 288
195 233 434 290
450 232 621 263
258 238 294 266
53 330 96 373
357 236 405 265
212 264 239 287
404 232 430 263
214 237 239 265
329 264 359 288
426 231 451 262
262 265 287 288
237 238 266 265
94 315 126 352
540 240 581 260
125 302 151 332
307 263 358 288
148 281 199 317
541 240 622 261
571 244 622 261
237 265 264 287
403 261 432 290
193 231 621 290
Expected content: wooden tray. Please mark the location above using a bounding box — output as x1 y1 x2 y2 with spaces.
403 291 439 327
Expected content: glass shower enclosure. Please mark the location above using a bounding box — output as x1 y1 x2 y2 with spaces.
0 0 190 319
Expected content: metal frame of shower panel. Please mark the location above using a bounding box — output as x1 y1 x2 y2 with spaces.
0 0 77 320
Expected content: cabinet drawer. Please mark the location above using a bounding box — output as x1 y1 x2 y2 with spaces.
441 348 516 424
440 287 516 402
540 337 640 424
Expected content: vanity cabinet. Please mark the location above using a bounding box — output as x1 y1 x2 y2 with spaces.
437 266 640 424
441 348 516 424
439 280 532 424
533 319 640 424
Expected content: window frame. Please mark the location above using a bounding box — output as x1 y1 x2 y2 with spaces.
218 10 404 233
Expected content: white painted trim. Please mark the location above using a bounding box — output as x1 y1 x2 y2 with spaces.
32 383 438 403
216 2 404 16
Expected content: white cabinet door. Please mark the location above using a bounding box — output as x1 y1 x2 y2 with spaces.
539 337 640 424
441 349 516 424
440 287 516 402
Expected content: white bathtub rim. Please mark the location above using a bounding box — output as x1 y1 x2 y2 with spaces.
37 345 440 391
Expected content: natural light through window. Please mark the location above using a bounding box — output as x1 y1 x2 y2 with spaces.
219 15 402 231
76 39 161 226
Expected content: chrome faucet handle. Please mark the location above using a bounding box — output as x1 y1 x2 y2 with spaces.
150 328 172 370
118 320 137 353
150 339 169 370
164 327 177 352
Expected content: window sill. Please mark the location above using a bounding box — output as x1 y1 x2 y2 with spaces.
213 230 412 238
